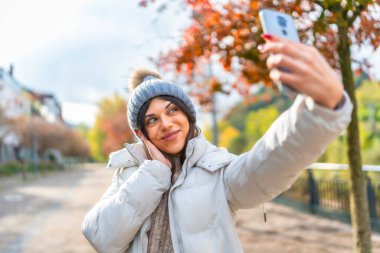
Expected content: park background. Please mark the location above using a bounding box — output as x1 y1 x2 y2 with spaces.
0 1 380 252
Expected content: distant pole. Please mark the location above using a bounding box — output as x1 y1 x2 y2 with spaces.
31 131 39 175
9 64 14 77
208 61 219 146
211 93 219 146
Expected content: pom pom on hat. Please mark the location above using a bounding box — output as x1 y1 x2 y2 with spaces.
128 68 162 91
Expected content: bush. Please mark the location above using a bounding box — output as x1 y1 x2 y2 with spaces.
0 162 21 176
0 161 58 178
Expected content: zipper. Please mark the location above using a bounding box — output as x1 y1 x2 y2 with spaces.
168 155 191 253
262 203 267 222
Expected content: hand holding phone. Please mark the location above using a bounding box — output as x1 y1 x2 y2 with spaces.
258 10 345 109
259 9 300 98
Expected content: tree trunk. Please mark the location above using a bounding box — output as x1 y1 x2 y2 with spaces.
337 23 372 253
211 93 219 145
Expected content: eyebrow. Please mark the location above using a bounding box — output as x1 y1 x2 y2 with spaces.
144 102 173 118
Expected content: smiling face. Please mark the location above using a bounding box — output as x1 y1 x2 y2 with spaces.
143 97 190 156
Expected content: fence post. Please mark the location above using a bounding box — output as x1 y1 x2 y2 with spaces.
307 170 319 214
367 175 377 219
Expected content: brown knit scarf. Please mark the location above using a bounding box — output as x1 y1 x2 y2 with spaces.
147 158 181 253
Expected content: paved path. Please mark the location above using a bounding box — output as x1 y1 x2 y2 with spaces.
236 204 380 253
0 164 379 253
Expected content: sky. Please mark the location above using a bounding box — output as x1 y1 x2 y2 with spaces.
1 1 379 127
0 0 192 126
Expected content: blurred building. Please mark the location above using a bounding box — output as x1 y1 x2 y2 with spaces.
0 65 63 163
22 88 63 123
0 66 31 118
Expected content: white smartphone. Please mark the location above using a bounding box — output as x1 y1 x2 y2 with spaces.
259 9 300 98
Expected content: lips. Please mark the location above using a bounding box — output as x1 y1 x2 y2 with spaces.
161 130 180 141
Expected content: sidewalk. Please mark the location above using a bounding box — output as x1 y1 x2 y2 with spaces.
236 203 380 252
1 164 380 252
0 167 76 192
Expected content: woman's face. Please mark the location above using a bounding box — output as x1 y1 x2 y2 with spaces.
144 97 190 155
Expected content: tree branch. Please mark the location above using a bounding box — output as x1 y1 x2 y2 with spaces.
348 3 365 26
314 0 325 10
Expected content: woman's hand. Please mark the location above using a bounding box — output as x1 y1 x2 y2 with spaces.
259 34 344 109
136 130 172 170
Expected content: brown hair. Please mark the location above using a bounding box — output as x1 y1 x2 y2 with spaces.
136 95 200 167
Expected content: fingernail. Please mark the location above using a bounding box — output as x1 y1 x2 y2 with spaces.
261 33 273 41
258 44 265 52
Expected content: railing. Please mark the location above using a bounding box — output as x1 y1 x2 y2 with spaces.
275 163 380 232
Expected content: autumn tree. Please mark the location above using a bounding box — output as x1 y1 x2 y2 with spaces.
88 93 135 162
141 1 380 252
14 116 89 158
0 106 10 144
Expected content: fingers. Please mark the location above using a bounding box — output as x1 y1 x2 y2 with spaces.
136 130 145 142
260 34 314 90
136 130 154 152
266 53 304 74
269 68 300 90
136 130 148 145
261 37 307 90
259 34 345 109
137 132 155 153
135 129 172 169
260 34 315 63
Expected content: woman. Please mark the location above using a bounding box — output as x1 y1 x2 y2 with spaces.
82 35 353 253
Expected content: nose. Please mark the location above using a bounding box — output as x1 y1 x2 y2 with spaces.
160 115 173 129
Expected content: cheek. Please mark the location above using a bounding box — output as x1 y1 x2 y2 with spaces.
146 128 158 143
183 120 190 137
178 114 190 132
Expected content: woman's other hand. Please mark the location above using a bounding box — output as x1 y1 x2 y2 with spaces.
259 34 344 109
136 130 172 170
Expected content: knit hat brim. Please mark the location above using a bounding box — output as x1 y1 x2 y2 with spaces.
127 77 196 131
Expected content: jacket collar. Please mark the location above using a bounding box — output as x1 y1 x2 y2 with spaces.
185 134 235 172
107 134 235 171
106 142 147 170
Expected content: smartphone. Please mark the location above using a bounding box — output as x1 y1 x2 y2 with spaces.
259 9 300 98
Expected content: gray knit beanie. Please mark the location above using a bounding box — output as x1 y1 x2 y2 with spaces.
127 68 196 131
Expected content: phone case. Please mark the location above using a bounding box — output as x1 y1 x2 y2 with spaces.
259 9 300 99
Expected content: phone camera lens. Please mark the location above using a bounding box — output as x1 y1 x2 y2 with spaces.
282 29 288 36
277 16 287 27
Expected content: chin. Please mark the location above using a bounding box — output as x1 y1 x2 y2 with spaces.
163 145 184 156
164 149 181 156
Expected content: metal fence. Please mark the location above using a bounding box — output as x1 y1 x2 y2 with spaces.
275 163 380 232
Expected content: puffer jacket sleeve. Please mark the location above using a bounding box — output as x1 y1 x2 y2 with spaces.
224 92 353 210
82 159 172 253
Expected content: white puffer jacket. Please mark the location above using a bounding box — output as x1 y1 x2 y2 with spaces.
82 93 352 253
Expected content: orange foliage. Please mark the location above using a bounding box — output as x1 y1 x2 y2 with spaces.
14 116 89 157
95 94 135 156
150 0 379 104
